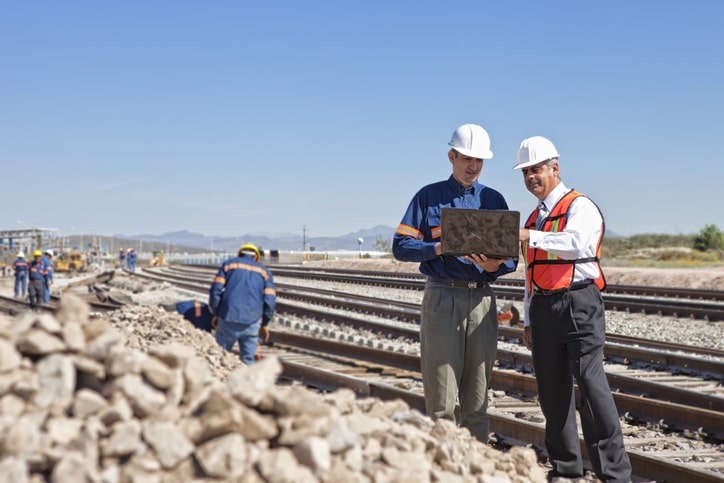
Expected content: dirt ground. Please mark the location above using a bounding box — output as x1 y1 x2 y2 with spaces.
302 258 724 291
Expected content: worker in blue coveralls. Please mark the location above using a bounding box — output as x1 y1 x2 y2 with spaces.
127 248 137 272
12 251 30 298
392 123 518 443
208 243 276 365
118 248 126 269
28 250 49 311
41 249 54 304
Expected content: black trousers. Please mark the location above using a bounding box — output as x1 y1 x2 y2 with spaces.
28 278 44 310
530 284 631 482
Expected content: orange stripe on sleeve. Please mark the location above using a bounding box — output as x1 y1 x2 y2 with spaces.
225 263 271 280
395 224 423 239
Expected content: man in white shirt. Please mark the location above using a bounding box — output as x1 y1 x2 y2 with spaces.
515 136 631 483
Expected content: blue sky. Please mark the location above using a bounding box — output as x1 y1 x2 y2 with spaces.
2 1 722 241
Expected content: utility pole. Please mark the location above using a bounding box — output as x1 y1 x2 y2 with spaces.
302 225 307 251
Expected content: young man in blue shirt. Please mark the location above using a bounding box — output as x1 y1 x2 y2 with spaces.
393 123 517 443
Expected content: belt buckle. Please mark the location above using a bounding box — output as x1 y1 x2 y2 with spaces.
467 281 477 289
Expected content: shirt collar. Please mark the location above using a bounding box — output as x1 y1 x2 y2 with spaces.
447 175 480 196
542 182 568 211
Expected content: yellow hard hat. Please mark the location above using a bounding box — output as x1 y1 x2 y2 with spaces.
238 243 260 262
119 248 124 251
33 250 43 257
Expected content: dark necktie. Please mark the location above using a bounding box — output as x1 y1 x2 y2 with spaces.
536 202 548 230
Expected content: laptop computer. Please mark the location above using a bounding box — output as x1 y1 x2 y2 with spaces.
440 208 521 259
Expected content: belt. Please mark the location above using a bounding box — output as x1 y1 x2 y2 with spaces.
533 280 593 296
427 278 489 289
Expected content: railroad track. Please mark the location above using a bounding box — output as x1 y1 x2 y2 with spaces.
252 327 724 482
0 292 121 316
265 263 724 302
184 263 724 321
147 266 724 369
134 265 724 481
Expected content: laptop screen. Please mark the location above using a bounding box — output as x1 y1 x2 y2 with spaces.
440 208 521 259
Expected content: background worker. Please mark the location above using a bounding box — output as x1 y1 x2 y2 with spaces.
392 123 517 443
118 248 126 269
515 136 631 482
12 251 29 298
127 248 137 272
174 299 215 332
208 243 276 365
28 250 48 311
42 249 54 304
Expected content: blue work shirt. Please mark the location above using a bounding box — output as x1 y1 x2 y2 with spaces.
176 300 214 332
41 255 54 282
13 258 29 275
29 258 49 281
208 254 276 326
393 175 517 281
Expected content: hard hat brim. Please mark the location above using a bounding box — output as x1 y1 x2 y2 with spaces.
449 145 493 160
512 157 558 170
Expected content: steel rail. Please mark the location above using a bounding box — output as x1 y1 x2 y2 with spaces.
137 268 724 404
148 266 724 359
0 293 120 316
269 331 724 439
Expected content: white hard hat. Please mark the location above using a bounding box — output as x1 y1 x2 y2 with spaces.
18 251 25 258
44 249 54 257
513 136 559 170
448 124 493 159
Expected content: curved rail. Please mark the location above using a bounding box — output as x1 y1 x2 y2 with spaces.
138 267 724 409
268 331 724 482
0 293 121 316
126 266 724 480
184 264 724 320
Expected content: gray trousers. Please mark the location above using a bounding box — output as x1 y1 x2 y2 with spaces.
420 280 498 442
530 284 631 482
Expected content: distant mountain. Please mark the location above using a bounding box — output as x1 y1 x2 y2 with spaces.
65 223 624 255
124 225 397 253
112 223 622 253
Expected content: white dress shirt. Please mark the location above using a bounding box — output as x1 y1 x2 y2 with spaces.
523 182 604 326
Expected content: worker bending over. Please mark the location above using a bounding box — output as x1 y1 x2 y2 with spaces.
208 243 276 365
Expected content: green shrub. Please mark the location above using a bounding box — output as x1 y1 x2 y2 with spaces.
694 224 724 251
602 226 724 267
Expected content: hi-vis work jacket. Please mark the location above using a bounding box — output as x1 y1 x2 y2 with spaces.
522 190 606 293
208 254 276 326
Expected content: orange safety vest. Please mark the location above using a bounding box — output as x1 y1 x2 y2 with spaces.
521 190 606 293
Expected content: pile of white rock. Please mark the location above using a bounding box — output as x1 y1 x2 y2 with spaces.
0 295 546 482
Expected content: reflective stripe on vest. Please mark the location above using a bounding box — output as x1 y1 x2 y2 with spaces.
521 190 606 293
